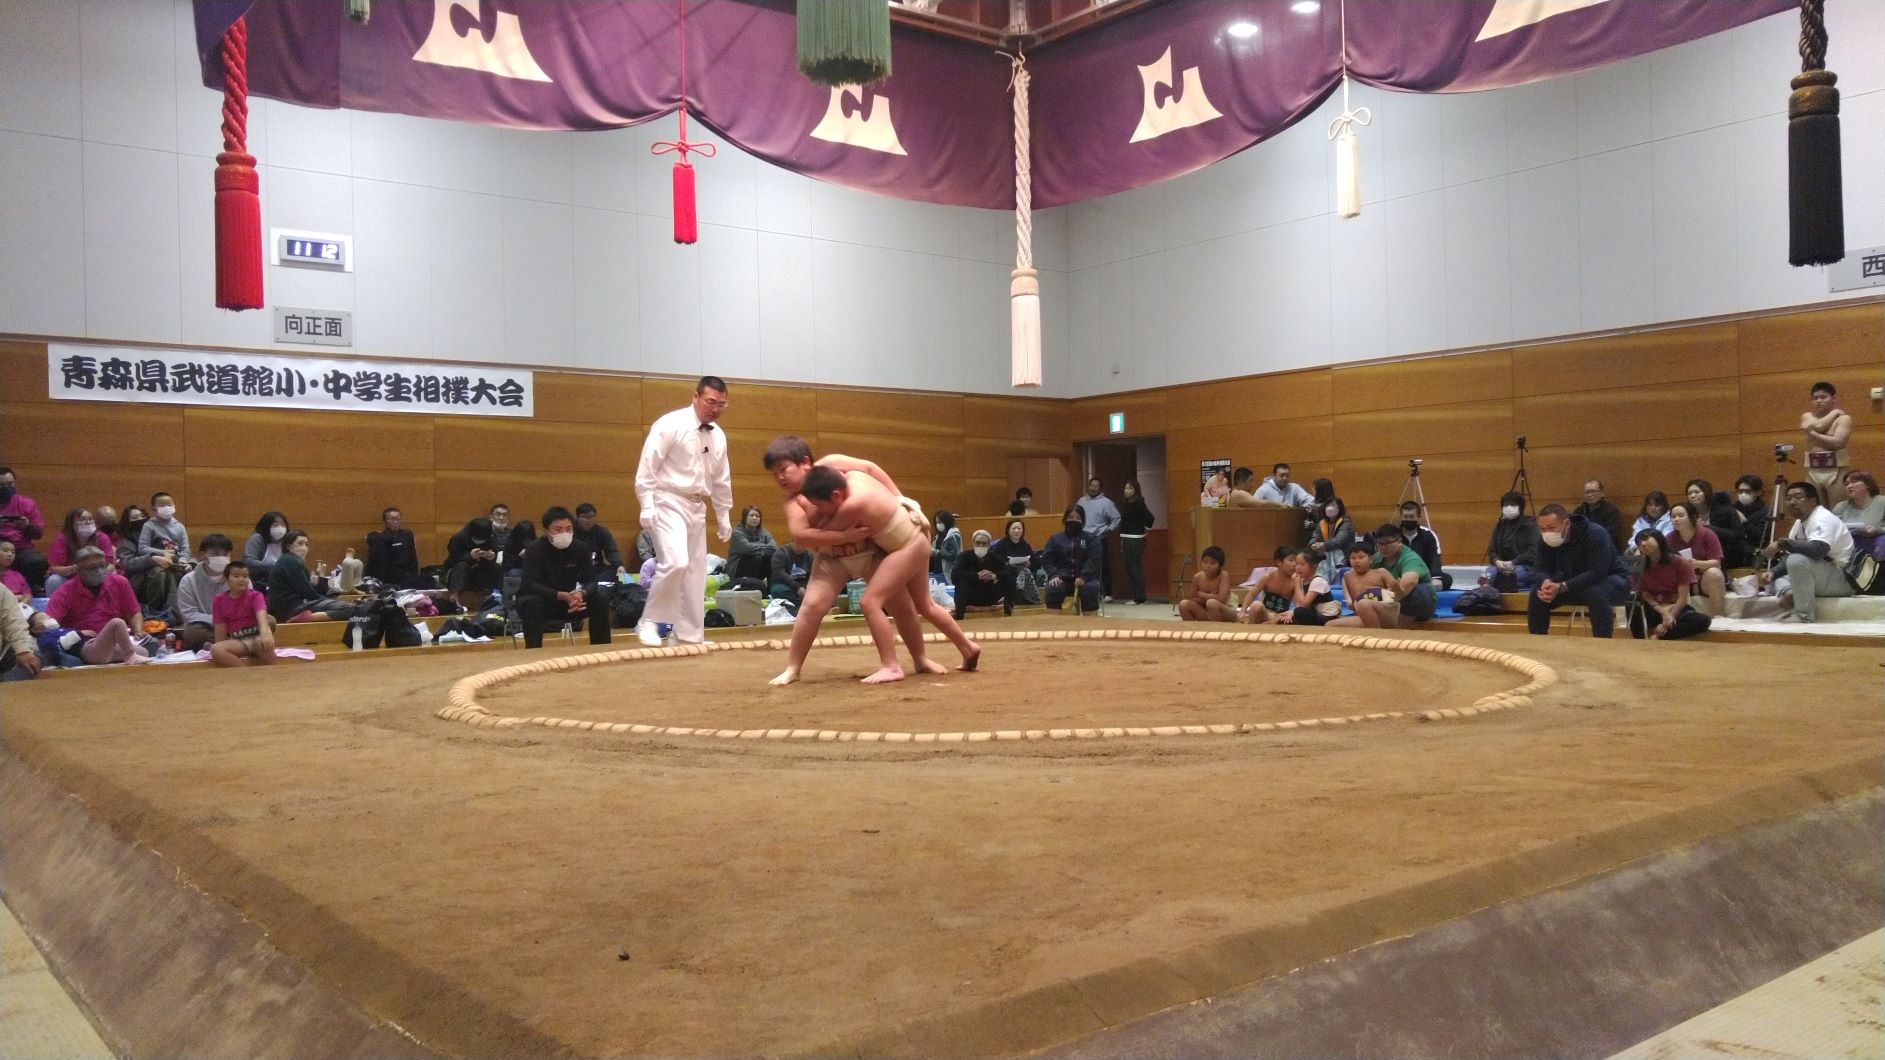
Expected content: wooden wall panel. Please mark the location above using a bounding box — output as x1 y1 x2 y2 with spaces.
184 408 434 470
1072 391 1167 440
1737 303 1883 374
185 467 437 527
1513 378 1740 448
722 383 819 432
6 464 187 529
1510 324 1739 396
1331 453 1516 512
1522 438 1742 504
1185 370 1332 428
1738 367 1884 435
963 435 1067 468
529 372 643 425
964 395 1070 442
816 390 963 436
2 403 184 466
814 432 965 485
0 340 50 399
639 377 700 423
432 471 627 531
430 418 640 474
1331 351 1510 414
1332 401 1514 461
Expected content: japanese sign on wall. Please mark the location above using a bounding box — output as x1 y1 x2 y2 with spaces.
273 306 353 346
48 344 534 417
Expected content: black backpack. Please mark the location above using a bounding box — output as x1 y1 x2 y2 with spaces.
611 583 648 629
704 608 735 629
1453 584 1505 615
379 600 423 648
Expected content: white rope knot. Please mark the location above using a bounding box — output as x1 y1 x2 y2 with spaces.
1325 75 1372 140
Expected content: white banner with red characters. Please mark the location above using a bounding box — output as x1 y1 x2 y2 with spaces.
48 344 533 417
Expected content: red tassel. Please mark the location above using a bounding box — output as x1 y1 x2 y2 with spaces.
672 160 697 245
214 18 263 310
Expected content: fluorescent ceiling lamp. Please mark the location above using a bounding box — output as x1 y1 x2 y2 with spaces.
1226 21 1259 38
1291 1 1321 13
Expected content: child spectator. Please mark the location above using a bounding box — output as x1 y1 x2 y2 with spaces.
1329 544 1400 628
1277 549 1342 626
1630 530 1712 640
1631 491 1674 543
176 533 241 650
132 491 193 619
1236 550 1300 625
45 507 117 596
45 546 148 665
211 560 276 667
28 611 84 669
1178 545 1234 622
0 539 29 598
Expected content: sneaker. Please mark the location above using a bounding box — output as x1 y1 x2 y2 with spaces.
437 631 468 644
1102 595 1114 603
636 621 664 647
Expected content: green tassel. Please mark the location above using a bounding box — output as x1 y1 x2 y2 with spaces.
797 0 891 86
345 0 370 25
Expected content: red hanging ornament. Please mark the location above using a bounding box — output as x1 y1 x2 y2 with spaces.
213 16 264 310
650 0 713 244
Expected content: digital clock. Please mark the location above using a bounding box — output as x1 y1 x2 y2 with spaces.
271 229 353 272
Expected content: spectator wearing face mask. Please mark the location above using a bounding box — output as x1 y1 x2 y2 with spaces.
177 533 261 650
1483 491 1540 591
1727 474 1770 567
46 546 149 665
1528 505 1631 638
1307 497 1355 584
952 529 1014 619
1042 507 1101 613
1396 501 1450 590
0 467 49 595
0 540 28 598
244 511 291 586
517 506 614 649
929 511 962 579
45 507 117 596
134 491 193 619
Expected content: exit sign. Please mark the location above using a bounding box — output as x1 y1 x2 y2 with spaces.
1108 412 1125 434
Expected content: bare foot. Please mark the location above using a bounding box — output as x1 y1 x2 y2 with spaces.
768 667 800 687
915 657 948 676
958 642 981 672
861 665 905 684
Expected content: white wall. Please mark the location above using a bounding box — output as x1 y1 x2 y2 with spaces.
1061 5 1885 397
0 0 1074 397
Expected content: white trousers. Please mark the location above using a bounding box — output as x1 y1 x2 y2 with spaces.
644 493 708 643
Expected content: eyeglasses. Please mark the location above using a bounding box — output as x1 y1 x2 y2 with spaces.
699 396 728 409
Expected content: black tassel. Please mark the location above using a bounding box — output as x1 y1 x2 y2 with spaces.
1788 0 1843 267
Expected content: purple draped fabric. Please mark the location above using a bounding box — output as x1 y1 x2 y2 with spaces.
195 0 1791 211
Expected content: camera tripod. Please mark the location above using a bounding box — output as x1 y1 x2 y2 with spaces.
1510 437 1534 513
1759 449 1792 597
1398 460 1429 522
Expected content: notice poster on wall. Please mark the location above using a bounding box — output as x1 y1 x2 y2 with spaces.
47 344 534 417
1200 458 1232 488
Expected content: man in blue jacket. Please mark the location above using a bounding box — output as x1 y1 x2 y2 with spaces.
1528 504 1631 638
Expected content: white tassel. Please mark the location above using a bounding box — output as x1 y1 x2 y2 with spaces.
1334 127 1361 219
1011 268 1040 388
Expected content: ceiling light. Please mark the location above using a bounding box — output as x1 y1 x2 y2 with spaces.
1226 21 1259 39
1291 1 1321 13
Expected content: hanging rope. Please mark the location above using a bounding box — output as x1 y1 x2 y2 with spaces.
1325 0 1369 220
651 0 715 244
1007 52 1040 389
213 16 263 310
1787 0 1842 266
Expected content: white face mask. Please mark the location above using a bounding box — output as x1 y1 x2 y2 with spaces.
936 521 946 533
1540 530 1566 547
973 546 989 558
76 520 96 536
1324 506 1340 518
1737 492 1755 504
205 555 230 574
1501 505 1521 519
269 525 286 541
550 532 574 550
156 505 176 520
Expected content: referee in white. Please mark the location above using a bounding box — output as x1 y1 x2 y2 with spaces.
634 376 733 645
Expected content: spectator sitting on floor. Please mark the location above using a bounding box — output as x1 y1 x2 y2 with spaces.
769 539 811 604
1527 504 1631 638
1833 471 1885 553
0 583 43 681
929 510 962 579
1328 545 1400 629
45 507 116 597
1178 545 1234 622
210 560 276 668
1484 491 1539 591
1762 481 1854 624
1255 463 1315 509
366 507 420 586
28 610 85 669
1666 502 1727 617
0 466 49 595
1042 507 1100 613
1574 479 1628 551
497 519 536 632
1369 524 1437 627
1236 550 1300 625
574 502 626 580
487 503 513 560
517 506 614 650
176 534 253 651
133 492 193 619
991 518 1039 606
444 516 503 611
1275 549 1342 627
1013 487 1040 517
1682 480 1716 530
1307 497 1355 583
244 511 290 586
46 546 148 665
0 539 29 599
1398 502 1451 591
1630 530 1713 641
1728 474 1771 567
1631 491 1674 544
267 531 349 623
726 505 777 584
953 530 1014 619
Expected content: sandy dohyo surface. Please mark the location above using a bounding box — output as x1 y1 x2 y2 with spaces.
3 625 1879 1057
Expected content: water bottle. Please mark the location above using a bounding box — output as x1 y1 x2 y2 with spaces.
350 620 364 652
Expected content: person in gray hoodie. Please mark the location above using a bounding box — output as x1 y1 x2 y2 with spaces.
175 533 241 650
133 491 193 618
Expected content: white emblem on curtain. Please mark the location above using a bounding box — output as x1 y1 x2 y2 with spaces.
809 86 909 155
413 1 553 82
1130 47 1223 143
1475 0 1612 42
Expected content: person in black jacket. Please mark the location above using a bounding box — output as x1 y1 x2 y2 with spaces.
444 517 502 609
769 540 810 603
1528 505 1631 638
1729 474 1771 566
990 518 1038 605
517 507 613 650
1573 479 1628 551
1117 479 1156 604
1397 501 1450 590
952 529 1014 619
1484 490 1541 590
574 503 625 579
364 507 419 586
1042 507 1101 613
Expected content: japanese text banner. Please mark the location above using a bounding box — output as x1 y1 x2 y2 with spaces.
49 345 534 418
